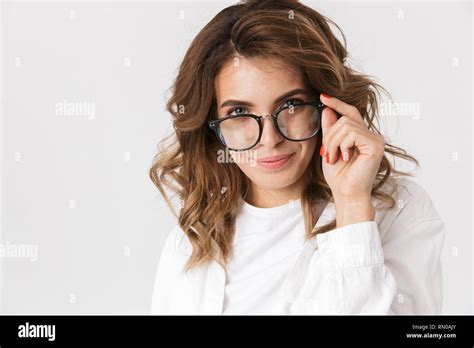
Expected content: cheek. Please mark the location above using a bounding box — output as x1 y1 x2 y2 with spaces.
229 151 258 174
297 138 317 161
231 160 260 187
234 162 253 176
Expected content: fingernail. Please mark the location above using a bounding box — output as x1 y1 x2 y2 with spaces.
343 152 348 161
319 144 325 156
321 93 332 99
325 153 330 163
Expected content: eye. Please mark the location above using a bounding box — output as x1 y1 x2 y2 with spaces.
227 107 249 116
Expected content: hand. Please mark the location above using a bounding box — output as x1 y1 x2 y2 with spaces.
319 93 385 227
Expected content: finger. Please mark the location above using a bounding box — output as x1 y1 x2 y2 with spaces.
339 134 357 163
327 127 378 165
325 122 353 164
335 146 356 163
320 104 338 140
323 115 367 149
320 93 365 126
337 127 384 162
336 147 354 163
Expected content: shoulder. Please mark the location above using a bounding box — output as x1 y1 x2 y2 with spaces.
375 177 446 314
396 177 443 220
150 225 193 314
158 224 193 270
154 225 193 288
375 176 446 239
378 176 442 218
393 177 439 214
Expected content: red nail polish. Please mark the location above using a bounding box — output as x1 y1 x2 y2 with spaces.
319 144 325 156
325 153 329 163
321 93 332 99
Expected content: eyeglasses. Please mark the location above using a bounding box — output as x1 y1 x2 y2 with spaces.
208 97 325 151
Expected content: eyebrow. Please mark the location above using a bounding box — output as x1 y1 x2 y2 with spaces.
219 88 310 109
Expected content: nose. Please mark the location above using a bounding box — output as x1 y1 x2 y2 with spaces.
258 114 284 148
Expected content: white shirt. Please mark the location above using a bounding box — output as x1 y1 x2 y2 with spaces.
150 177 446 315
223 197 306 314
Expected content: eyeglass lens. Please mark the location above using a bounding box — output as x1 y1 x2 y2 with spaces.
217 104 321 150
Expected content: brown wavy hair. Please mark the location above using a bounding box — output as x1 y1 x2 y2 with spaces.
149 0 419 272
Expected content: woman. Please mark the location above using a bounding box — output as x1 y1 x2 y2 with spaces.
149 0 446 315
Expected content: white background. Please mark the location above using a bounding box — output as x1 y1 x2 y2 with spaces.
1 0 472 314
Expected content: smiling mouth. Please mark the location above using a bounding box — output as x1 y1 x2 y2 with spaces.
257 153 294 163
256 153 295 170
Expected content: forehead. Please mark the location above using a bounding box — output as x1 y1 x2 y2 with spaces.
214 56 304 103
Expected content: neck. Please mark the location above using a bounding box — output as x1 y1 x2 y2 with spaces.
245 171 310 208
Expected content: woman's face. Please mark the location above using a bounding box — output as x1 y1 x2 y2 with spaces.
214 56 317 198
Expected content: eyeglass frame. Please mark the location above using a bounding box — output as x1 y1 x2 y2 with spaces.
208 96 326 151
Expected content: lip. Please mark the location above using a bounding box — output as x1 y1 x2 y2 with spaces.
257 153 294 163
256 153 295 170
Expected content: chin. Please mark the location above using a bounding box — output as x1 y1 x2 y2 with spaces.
253 182 291 191
249 170 300 190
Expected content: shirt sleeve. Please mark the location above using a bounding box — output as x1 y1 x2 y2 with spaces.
316 221 398 314
381 180 446 314
314 190 446 314
382 218 446 314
